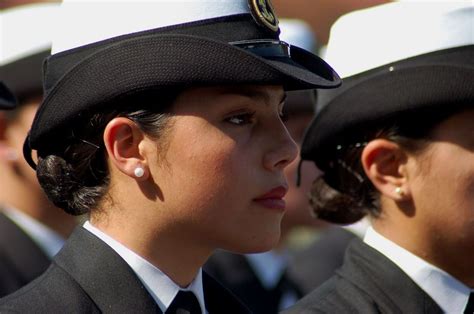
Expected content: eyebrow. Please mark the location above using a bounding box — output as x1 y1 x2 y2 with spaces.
234 87 287 107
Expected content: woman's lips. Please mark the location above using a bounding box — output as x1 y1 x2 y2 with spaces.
253 186 288 210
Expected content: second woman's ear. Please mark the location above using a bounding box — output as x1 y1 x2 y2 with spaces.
361 139 410 201
103 117 149 180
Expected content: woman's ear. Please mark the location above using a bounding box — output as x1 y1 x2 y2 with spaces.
361 139 410 201
103 117 149 180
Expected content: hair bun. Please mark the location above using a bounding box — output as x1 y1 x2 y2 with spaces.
37 155 89 215
309 177 367 224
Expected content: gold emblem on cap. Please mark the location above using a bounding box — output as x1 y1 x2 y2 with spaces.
249 0 279 32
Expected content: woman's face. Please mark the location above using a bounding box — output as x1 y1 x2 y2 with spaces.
408 108 474 254
148 85 298 253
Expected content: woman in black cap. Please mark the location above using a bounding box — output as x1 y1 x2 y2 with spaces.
285 2 474 314
0 0 339 313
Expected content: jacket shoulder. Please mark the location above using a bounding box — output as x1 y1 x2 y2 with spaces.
282 272 380 314
0 263 99 313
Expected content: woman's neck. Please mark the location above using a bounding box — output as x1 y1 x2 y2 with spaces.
90 213 211 287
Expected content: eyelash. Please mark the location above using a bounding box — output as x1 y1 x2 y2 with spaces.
226 112 256 126
225 107 287 126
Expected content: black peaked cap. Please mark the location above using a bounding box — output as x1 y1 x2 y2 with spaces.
301 45 474 173
0 50 50 104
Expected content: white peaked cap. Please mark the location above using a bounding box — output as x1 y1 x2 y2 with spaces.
0 3 59 65
52 0 253 54
325 1 474 78
279 19 318 53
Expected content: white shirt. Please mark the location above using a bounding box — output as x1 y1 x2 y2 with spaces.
83 221 206 314
2 206 65 258
246 250 299 310
364 227 472 314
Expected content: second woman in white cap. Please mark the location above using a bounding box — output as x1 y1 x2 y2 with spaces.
285 2 474 313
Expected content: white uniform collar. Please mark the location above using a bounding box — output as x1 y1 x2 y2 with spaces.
364 226 472 313
83 221 206 314
2 205 65 258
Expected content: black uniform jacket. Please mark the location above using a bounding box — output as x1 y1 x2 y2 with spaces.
0 227 250 314
0 212 51 297
282 238 443 314
205 250 303 314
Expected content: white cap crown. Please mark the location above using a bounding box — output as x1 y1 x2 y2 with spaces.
52 0 256 54
325 1 474 78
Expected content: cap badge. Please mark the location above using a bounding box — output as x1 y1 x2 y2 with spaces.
249 0 279 32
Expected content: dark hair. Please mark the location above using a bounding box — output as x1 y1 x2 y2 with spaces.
36 91 177 215
310 110 455 224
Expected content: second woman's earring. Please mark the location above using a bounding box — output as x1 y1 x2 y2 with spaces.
134 167 145 178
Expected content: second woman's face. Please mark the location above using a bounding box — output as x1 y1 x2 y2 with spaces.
408 108 474 255
148 85 298 253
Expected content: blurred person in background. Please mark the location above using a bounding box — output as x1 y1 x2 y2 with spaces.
0 83 16 111
204 19 352 313
284 2 474 313
0 3 76 297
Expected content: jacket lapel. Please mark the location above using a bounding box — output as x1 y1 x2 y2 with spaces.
340 239 443 314
53 227 161 313
203 271 251 314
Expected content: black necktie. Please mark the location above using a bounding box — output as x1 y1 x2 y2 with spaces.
465 292 474 314
166 290 202 314
275 272 302 309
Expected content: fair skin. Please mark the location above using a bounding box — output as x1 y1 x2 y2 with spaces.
361 109 474 287
94 85 298 287
0 100 76 237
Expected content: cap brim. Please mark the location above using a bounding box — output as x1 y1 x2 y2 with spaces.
0 50 49 103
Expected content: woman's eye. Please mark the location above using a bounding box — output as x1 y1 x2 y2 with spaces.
226 112 255 125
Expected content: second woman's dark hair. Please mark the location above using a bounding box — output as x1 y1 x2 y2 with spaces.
310 110 455 224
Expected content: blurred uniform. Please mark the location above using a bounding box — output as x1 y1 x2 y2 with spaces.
0 3 75 297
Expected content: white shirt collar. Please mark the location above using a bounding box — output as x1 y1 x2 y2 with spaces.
2 206 65 258
364 226 472 314
83 221 206 314
245 250 289 289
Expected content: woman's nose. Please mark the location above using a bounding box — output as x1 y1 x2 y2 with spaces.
263 125 298 172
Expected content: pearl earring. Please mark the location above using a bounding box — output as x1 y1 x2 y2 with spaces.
134 167 145 178
395 187 404 196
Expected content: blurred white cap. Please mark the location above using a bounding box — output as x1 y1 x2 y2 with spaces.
279 19 318 53
0 3 58 65
325 1 473 77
